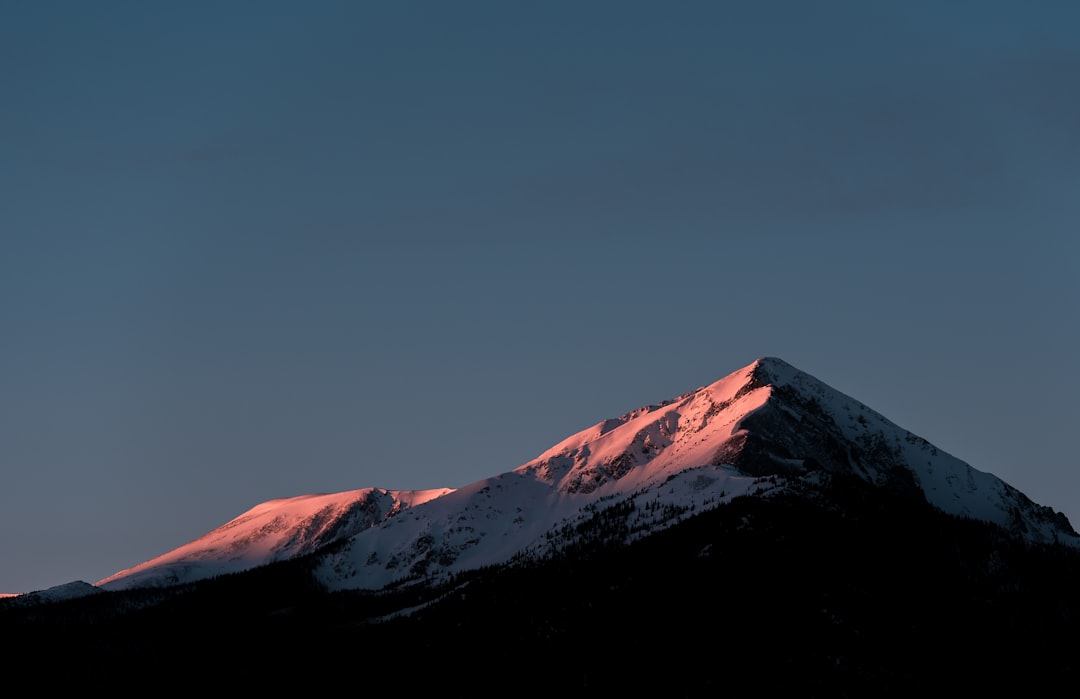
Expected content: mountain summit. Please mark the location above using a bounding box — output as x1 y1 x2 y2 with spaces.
96 357 1078 593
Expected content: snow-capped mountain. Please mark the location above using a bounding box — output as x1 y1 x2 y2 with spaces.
95 357 1079 593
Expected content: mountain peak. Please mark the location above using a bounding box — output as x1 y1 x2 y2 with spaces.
700 355 800 398
731 356 810 392
750 355 790 370
749 355 796 377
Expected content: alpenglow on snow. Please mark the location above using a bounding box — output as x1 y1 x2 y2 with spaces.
96 357 1079 593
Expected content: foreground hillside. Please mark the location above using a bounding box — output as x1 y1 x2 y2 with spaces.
4 473 1078 693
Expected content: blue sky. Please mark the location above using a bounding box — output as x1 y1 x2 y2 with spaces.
2 1 1078 593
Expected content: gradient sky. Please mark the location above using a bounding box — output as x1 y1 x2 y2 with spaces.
3 1 1078 593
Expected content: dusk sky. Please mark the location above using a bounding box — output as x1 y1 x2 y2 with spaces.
3 1 1078 593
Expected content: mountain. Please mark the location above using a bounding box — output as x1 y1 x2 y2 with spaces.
96 357 1079 594
8 356 1080 692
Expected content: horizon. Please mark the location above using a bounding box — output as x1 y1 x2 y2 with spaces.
3 2 1078 593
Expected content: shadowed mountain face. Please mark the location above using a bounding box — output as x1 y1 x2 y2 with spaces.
718 362 929 493
93 357 1078 594
6 471 1080 694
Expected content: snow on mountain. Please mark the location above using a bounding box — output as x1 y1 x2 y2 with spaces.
2 580 102 605
313 357 1079 591
96 487 452 591
96 357 1080 593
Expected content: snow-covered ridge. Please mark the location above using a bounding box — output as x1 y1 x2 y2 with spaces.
515 358 773 495
94 357 1080 593
96 487 453 590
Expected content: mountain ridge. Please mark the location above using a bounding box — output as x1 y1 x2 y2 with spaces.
94 486 454 590
93 356 1078 594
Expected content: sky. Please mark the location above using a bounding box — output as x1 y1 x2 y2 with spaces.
2 1 1077 594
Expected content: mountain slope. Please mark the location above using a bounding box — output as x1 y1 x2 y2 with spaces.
95 357 1079 593
8 471 1080 693
96 487 452 590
